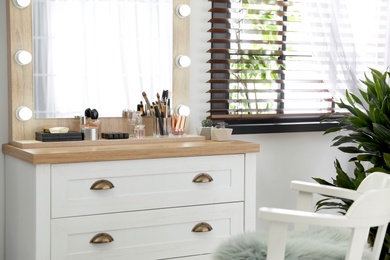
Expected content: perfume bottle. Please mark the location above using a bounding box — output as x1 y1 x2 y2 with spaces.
134 125 145 138
85 108 101 138
124 109 136 137
133 111 144 138
134 111 142 125
79 115 87 132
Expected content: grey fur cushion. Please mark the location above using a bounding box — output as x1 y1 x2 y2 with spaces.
213 227 373 260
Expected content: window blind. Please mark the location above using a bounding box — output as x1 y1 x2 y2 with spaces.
207 0 368 130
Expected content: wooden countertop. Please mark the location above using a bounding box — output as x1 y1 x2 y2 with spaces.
2 140 260 164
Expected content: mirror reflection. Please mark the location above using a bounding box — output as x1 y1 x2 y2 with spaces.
33 0 172 118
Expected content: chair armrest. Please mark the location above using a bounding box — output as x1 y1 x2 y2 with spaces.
290 181 360 201
259 207 370 260
259 207 360 227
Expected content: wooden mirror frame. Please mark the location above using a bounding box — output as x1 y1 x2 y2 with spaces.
6 0 190 143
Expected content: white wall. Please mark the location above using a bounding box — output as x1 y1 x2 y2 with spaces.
0 0 8 257
0 1 353 259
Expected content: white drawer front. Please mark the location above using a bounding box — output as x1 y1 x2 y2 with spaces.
51 155 244 218
51 203 243 260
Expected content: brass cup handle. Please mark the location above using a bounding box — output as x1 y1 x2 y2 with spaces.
191 222 213 232
90 179 115 190
89 233 114 244
192 173 213 183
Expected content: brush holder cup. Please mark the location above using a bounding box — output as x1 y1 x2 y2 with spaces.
154 117 172 137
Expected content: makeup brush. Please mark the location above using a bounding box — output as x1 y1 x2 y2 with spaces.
142 91 152 113
162 90 168 103
154 106 164 135
157 92 163 110
167 90 172 117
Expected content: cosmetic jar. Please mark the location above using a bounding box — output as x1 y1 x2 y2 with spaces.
82 127 99 140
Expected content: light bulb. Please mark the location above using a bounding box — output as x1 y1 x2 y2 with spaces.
16 106 33 121
175 55 191 68
13 0 30 8
15 50 32 65
176 4 191 18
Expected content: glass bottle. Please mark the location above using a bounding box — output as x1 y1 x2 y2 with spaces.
87 109 101 138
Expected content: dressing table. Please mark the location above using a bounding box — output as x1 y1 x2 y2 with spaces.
3 0 260 259
3 140 259 259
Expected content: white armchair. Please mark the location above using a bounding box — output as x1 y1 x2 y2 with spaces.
214 172 390 260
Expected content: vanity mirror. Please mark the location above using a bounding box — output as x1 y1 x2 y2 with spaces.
6 0 190 142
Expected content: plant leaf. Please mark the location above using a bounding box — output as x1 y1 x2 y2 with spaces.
384 153 390 169
312 177 334 186
356 154 374 162
336 98 359 116
334 160 355 189
365 167 390 174
331 136 356 146
350 92 365 108
359 88 369 104
373 123 390 142
338 146 364 153
324 126 344 135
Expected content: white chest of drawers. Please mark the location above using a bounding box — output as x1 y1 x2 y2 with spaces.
3 140 258 260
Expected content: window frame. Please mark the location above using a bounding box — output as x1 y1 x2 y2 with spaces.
207 0 342 134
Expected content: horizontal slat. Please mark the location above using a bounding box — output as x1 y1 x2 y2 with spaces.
207 56 337 64
207 79 324 84
208 38 327 47
209 108 334 113
207 48 311 57
207 58 321 67
208 7 231 14
208 18 299 27
208 38 285 45
209 7 299 18
207 69 286 74
207 58 286 65
208 27 352 39
207 70 329 81
207 69 327 74
209 0 298 7
207 113 336 121
207 88 332 94
208 27 298 35
208 98 334 103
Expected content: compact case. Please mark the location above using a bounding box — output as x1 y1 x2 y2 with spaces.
35 132 83 142
101 132 129 139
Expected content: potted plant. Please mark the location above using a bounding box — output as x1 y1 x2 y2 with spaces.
197 119 213 140
211 122 233 141
313 68 390 259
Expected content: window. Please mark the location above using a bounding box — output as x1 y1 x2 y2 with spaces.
207 0 389 134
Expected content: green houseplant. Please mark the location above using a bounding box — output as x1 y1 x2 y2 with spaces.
314 68 390 259
197 119 213 140
201 119 213 128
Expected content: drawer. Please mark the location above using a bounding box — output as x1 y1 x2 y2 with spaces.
51 203 244 260
51 155 244 218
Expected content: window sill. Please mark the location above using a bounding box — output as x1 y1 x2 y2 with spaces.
229 122 339 134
